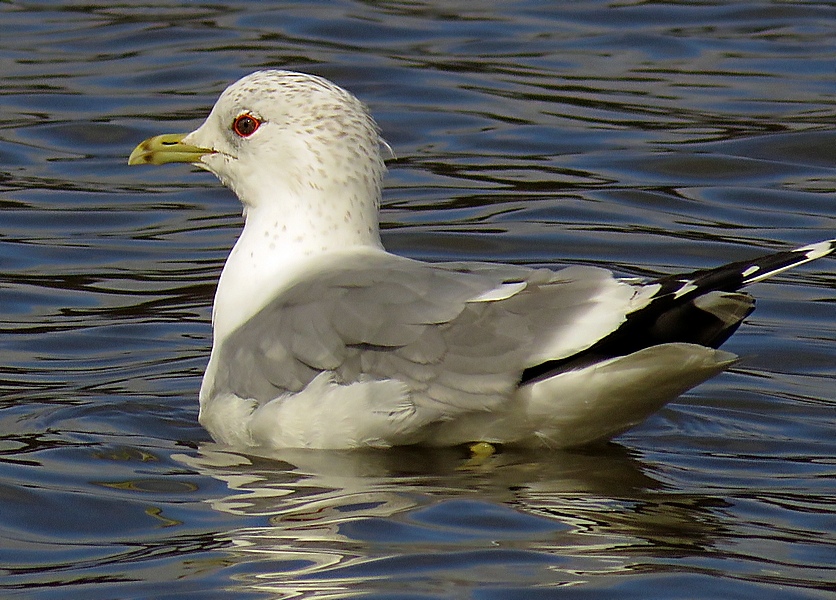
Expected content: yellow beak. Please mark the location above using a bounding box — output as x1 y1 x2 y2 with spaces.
128 133 213 166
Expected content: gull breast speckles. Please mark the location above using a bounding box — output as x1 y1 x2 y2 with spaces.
128 70 836 451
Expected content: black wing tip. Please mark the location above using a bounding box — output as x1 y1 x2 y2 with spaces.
739 238 835 286
653 237 835 301
521 238 833 385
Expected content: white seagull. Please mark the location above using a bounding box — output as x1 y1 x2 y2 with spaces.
129 70 835 450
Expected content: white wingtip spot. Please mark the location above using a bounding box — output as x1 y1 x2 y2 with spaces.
673 280 698 299
798 239 836 262
743 238 835 286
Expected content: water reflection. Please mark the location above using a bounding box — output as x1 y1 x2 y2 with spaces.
176 444 732 596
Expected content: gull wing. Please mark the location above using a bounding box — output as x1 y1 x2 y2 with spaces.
205 253 639 415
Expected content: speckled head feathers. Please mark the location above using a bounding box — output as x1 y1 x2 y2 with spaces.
216 70 375 138
183 70 386 213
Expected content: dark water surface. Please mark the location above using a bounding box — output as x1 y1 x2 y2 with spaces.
1 1 835 598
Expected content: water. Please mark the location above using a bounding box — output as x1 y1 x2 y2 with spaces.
1 1 835 598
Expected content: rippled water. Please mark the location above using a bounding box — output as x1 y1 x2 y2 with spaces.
1 1 835 598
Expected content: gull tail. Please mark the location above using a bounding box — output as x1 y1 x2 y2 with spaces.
516 238 834 447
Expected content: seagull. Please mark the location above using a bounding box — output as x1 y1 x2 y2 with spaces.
129 70 835 450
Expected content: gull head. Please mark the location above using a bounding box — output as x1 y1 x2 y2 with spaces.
129 70 387 215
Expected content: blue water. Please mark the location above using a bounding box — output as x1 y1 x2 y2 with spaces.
1 1 835 598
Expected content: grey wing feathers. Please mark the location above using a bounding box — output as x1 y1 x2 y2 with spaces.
210 254 635 413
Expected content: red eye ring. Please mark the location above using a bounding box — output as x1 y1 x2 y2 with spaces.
233 114 261 137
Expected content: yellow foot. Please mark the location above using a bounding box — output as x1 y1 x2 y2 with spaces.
457 441 497 470
469 441 496 458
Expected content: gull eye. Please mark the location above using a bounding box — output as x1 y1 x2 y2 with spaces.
232 114 261 137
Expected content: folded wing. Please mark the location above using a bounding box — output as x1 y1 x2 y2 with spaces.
206 253 642 417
